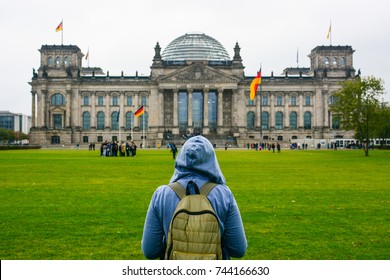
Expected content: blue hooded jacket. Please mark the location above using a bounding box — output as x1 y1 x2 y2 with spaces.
141 136 247 259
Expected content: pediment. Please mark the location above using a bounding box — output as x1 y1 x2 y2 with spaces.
157 63 240 84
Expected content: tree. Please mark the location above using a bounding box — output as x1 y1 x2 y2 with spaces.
331 76 385 156
374 102 390 147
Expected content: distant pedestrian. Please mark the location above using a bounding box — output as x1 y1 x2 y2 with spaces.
277 143 281 153
170 143 178 159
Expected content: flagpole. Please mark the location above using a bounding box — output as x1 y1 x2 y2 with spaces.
119 118 121 143
131 116 133 142
259 64 263 149
142 110 145 148
61 19 63 45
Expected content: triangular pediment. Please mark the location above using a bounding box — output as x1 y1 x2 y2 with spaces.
157 63 240 84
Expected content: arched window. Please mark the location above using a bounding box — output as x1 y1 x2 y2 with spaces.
332 114 340 129
261 111 269 129
246 111 255 130
83 112 90 130
324 57 330 66
56 56 61 66
332 57 337 66
290 112 297 129
111 112 119 130
48 56 54 65
97 112 105 130
139 112 148 130
304 112 312 129
64 56 70 66
51 93 65 106
126 112 134 130
275 112 283 130
340 57 345 66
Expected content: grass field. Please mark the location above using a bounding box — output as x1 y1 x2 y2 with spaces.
0 147 389 260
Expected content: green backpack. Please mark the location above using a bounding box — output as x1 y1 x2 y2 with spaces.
165 181 223 260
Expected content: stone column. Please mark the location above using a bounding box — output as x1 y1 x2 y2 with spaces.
324 93 329 127
299 93 304 128
36 90 42 127
315 88 322 127
134 92 140 127
158 89 164 127
31 91 36 127
217 88 223 127
203 87 209 128
66 89 72 127
41 90 47 127
284 93 289 128
91 92 96 128
120 91 125 129
256 92 261 128
232 89 238 127
188 88 193 128
173 89 178 127
105 92 110 128
270 93 275 128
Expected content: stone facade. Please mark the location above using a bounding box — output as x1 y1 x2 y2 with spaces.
29 39 356 147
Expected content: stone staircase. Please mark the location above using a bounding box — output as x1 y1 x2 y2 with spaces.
161 134 238 148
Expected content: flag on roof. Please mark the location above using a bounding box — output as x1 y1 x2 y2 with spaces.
55 21 63 32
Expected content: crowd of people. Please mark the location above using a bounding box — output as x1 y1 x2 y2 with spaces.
247 142 281 153
97 141 137 157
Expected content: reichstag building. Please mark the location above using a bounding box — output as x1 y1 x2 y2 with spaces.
29 32 355 147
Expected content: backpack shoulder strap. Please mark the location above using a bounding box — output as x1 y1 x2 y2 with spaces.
168 182 186 200
200 182 217 196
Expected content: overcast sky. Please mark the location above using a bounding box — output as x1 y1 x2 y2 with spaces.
1 0 389 115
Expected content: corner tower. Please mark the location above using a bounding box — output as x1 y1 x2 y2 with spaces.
308 45 355 78
37 45 83 78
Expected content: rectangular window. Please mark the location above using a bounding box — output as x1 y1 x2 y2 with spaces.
262 95 268 106
98 96 104 106
53 114 62 129
83 136 89 143
141 96 147 106
83 96 89 106
305 96 311 106
127 96 132 106
248 97 255 106
291 96 297 106
277 96 283 106
113 96 118 106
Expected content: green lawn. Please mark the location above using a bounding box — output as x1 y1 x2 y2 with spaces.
0 148 389 260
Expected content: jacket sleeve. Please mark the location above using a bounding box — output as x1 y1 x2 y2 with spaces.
141 194 165 259
222 192 248 258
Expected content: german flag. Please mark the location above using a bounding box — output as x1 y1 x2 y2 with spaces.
250 71 261 100
55 21 63 32
134 106 144 117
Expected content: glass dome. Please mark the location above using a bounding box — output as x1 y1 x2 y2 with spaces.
161 32 230 62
